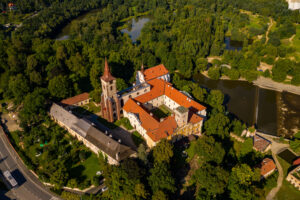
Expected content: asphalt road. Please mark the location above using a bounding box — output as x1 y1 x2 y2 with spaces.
0 126 60 200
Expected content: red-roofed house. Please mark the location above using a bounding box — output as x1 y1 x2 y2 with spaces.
61 92 91 107
259 158 276 178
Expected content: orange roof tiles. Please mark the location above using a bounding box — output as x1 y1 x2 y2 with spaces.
123 98 159 131
135 78 206 112
143 64 169 81
260 158 276 177
148 116 178 142
61 93 90 105
123 64 206 143
189 112 203 124
293 158 300 166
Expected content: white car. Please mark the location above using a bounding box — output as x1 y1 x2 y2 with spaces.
3 170 18 188
101 186 108 193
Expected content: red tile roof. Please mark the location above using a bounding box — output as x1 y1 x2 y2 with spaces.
260 158 276 177
293 158 300 166
143 64 169 81
135 78 206 112
253 135 271 152
61 93 90 105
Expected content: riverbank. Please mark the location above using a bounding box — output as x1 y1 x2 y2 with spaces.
200 72 300 95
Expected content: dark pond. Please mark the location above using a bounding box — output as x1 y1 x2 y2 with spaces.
121 17 150 43
225 37 243 51
194 73 300 137
55 9 101 40
278 149 297 164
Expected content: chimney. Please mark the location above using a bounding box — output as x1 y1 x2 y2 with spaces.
109 134 113 138
105 130 108 135
116 152 120 160
118 139 121 143
137 102 140 105
150 113 153 116
160 118 164 122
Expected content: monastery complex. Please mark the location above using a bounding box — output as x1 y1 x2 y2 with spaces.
100 59 207 147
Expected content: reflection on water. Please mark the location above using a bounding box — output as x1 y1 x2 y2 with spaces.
121 17 150 43
225 37 243 51
55 9 101 40
194 73 300 137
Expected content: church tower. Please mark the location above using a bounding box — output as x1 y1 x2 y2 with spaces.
100 58 121 122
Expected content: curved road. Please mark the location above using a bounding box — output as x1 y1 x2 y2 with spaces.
0 126 61 200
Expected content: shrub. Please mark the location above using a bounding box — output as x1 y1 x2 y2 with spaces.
208 67 221 80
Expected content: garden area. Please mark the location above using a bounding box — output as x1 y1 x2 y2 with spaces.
6 121 102 189
151 105 173 119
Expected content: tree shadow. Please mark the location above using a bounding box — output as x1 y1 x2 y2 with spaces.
0 156 7 164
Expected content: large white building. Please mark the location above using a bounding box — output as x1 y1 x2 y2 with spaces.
287 0 300 10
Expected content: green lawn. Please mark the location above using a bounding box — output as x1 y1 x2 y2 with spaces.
83 102 101 114
152 105 173 119
70 153 101 181
275 156 300 200
115 117 133 130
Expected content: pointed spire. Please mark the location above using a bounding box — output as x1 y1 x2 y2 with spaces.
101 57 115 82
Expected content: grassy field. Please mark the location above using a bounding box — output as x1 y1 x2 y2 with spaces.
82 102 101 114
152 105 173 119
70 153 101 181
275 156 300 200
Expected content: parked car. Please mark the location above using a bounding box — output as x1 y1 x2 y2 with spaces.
3 170 18 188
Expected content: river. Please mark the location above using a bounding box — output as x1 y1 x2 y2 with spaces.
194 73 300 137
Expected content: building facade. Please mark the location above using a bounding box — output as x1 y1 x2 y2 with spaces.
50 103 135 165
100 60 206 147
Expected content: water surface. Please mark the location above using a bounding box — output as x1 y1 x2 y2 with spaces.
121 17 150 43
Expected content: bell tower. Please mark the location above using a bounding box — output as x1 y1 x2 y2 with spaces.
100 58 121 122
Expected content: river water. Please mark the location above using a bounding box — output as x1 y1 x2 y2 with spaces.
194 73 300 137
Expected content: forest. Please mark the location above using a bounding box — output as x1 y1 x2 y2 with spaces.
0 0 299 199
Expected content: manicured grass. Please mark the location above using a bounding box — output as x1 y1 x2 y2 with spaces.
152 105 173 119
275 155 300 200
276 180 300 200
131 131 144 146
83 102 101 114
115 117 133 130
70 153 101 181
186 140 197 162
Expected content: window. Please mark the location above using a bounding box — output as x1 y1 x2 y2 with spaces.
110 86 113 90
137 92 139 95
110 81 113 84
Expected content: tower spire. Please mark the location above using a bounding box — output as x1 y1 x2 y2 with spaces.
101 57 115 82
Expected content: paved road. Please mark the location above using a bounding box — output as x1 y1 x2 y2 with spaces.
0 126 61 200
